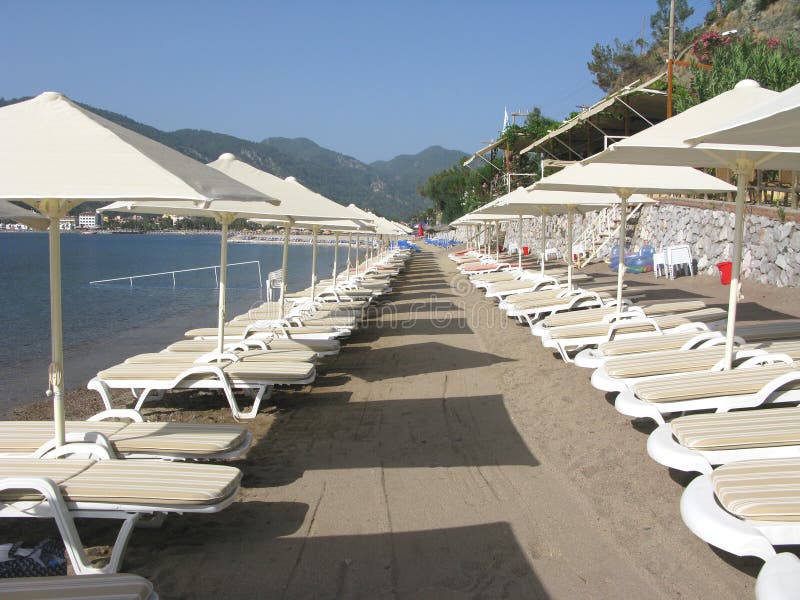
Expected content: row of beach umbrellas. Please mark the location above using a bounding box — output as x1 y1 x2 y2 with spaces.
458 78 800 373
0 91 410 447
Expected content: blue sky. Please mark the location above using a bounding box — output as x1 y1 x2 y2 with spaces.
1 0 708 162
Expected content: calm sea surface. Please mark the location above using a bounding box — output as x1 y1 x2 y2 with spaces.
0 232 356 414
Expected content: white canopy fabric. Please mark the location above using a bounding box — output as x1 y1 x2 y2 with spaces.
534 162 736 196
583 79 790 369
0 93 278 449
0 200 49 230
0 93 271 203
686 80 800 148
208 154 357 220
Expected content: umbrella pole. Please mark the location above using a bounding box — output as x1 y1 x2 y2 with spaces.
216 216 232 357
332 232 340 287
540 213 546 277
494 221 500 262
723 161 753 370
346 233 352 280
517 214 523 270
310 225 319 301
280 224 291 319
47 214 65 447
567 206 574 292
616 191 631 314
355 233 360 277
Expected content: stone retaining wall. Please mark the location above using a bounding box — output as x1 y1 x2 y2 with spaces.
632 201 800 287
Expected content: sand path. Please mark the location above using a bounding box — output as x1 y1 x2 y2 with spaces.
111 246 788 598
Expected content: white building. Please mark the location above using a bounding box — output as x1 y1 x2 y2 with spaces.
78 212 102 229
59 217 76 230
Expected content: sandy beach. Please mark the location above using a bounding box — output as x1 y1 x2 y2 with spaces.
9 246 800 598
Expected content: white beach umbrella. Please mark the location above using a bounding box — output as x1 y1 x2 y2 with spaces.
534 162 735 316
0 92 275 447
686 80 800 148
476 187 649 290
585 79 797 368
208 155 368 312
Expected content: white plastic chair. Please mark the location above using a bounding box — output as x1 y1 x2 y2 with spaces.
653 249 667 278
667 244 694 279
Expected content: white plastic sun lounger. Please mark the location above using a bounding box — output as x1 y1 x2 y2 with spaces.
185 322 347 341
0 457 240 574
615 360 800 425
648 407 800 475
541 307 727 362
573 320 800 369
681 458 800 576
0 573 158 600
529 300 707 335
592 339 800 393
89 360 316 419
499 283 621 313
0 410 252 461
510 287 648 327
484 272 592 299
125 349 317 365
165 337 341 357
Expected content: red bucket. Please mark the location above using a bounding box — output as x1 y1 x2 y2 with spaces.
522 246 530 256
716 261 733 285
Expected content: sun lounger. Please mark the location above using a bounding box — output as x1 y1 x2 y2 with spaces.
499 282 620 311
484 272 592 299
530 300 707 334
509 287 647 326
615 361 800 425
126 349 316 365
89 359 316 419
574 320 800 369
0 457 240 574
541 307 727 362
185 322 347 341
0 411 251 461
0 573 157 599
680 458 800 569
592 339 800 393
648 406 800 474
165 337 340 357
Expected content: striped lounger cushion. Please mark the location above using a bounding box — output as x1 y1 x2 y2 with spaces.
711 458 800 521
631 363 800 404
0 573 155 599
671 407 800 451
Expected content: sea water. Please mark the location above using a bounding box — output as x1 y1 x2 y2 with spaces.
0 232 358 414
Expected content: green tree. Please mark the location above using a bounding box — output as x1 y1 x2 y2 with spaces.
676 33 800 112
650 0 695 45
588 38 657 92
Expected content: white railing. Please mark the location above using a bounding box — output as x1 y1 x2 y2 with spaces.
89 260 263 288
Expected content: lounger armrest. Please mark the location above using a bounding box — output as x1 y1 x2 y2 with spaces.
196 351 240 364
694 334 739 349
753 370 800 405
601 307 645 324
606 317 661 342
88 409 144 423
35 439 115 460
646 424 713 475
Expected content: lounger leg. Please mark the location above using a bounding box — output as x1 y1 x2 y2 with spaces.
0 477 141 575
87 377 114 410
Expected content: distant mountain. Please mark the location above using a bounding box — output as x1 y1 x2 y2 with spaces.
0 96 465 219
370 146 468 203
